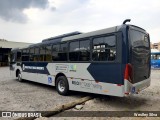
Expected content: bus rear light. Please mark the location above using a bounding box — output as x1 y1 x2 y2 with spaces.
95 80 99 83
125 92 129 95
124 64 132 82
117 84 122 86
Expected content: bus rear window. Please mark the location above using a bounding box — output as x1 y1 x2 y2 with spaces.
129 29 150 83
130 30 149 48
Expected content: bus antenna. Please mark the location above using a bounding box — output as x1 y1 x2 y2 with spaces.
123 19 131 24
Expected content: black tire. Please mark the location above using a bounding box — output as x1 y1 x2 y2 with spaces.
56 76 69 95
17 71 23 82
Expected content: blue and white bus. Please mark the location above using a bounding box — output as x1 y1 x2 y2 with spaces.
151 52 160 69
10 20 151 97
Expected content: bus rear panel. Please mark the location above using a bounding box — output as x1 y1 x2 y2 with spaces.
124 26 151 95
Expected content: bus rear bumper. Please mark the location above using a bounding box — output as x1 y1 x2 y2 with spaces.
124 77 151 96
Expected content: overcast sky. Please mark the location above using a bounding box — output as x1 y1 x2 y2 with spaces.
0 0 160 43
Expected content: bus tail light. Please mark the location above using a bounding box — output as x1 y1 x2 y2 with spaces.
125 92 129 95
124 64 133 82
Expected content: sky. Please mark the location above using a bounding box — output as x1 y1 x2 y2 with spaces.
0 0 160 43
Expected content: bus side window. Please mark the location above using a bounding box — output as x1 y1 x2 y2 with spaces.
156 55 160 60
40 46 46 61
46 45 52 61
92 35 116 61
34 47 39 61
69 41 79 61
22 49 29 61
29 48 34 61
17 51 21 61
59 43 68 61
52 44 60 61
10 53 16 62
79 40 90 61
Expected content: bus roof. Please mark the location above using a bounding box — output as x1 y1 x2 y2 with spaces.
42 31 82 42
62 26 119 42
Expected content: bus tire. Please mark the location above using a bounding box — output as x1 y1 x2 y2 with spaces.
56 76 69 96
17 71 23 82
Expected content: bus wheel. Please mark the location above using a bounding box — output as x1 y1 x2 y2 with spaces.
17 71 23 82
56 76 69 95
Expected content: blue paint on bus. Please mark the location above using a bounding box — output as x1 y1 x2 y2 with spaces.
87 63 125 84
21 62 50 74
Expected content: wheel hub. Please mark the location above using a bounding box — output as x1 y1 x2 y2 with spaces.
58 80 65 92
